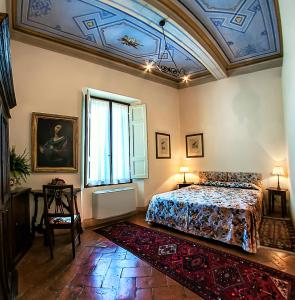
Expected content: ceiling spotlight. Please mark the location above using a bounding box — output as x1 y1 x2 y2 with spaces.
144 61 154 72
181 74 190 83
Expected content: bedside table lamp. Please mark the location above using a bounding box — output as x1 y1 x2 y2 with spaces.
272 166 285 190
179 167 189 184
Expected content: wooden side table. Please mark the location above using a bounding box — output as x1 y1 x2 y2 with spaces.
266 187 288 217
177 183 193 189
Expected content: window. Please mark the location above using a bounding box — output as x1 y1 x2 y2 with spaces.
85 96 131 187
83 88 149 187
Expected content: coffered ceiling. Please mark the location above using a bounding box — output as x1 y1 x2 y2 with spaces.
11 0 282 88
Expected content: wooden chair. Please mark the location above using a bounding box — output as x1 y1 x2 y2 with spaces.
43 184 81 259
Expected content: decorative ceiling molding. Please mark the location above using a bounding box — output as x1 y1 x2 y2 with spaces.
11 29 181 88
9 0 282 88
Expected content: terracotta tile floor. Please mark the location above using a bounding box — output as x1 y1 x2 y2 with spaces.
17 213 295 300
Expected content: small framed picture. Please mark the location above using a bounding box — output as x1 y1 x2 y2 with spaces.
31 112 78 172
155 132 171 159
186 133 204 158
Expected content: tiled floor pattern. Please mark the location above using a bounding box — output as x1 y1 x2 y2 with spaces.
17 213 295 300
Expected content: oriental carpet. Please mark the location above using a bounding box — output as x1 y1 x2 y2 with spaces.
96 222 295 300
260 217 295 252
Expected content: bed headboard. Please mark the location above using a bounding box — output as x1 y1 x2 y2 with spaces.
199 171 228 182
199 171 263 187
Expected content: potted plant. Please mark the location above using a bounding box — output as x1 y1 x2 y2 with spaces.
10 146 31 187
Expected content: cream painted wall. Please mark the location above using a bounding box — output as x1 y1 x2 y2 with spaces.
0 0 6 13
179 68 288 191
9 40 181 220
8 35 288 221
280 0 295 223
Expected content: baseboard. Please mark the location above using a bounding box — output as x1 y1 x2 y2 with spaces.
83 206 148 229
83 210 138 229
136 206 148 213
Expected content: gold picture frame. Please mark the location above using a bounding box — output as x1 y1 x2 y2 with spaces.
31 112 78 172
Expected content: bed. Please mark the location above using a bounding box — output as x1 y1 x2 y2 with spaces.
146 171 263 253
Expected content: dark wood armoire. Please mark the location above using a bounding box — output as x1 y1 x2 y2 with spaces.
0 13 17 300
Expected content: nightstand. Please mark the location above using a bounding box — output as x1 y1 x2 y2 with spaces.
266 187 288 217
177 183 193 189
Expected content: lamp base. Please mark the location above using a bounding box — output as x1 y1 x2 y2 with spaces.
277 175 281 190
183 172 186 184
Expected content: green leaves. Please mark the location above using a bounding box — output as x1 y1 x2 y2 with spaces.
10 146 31 184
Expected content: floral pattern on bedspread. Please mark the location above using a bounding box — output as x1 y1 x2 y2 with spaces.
146 185 263 253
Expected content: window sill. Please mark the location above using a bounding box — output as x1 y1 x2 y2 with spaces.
93 186 134 195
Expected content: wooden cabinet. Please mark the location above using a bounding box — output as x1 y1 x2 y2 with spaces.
11 188 32 265
0 13 17 300
0 206 17 300
0 14 16 111
0 101 16 300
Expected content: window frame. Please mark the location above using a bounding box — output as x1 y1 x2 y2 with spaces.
84 95 132 188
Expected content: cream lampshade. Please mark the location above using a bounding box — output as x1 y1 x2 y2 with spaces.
272 166 285 189
179 167 189 183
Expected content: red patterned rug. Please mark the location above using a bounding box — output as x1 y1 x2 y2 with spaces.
96 222 295 300
260 217 295 252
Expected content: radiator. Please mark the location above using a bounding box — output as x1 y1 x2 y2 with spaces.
92 187 136 219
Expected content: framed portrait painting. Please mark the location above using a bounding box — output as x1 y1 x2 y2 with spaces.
186 133 204 158
155 132 171 159
31 112 78 172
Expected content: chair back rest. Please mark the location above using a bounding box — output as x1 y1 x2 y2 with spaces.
43 184 74 218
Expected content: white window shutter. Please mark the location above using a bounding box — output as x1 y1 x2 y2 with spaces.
129 104 148 179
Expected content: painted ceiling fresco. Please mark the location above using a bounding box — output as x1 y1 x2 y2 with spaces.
178 0 281 64
15 0 207 80
13 0 281 84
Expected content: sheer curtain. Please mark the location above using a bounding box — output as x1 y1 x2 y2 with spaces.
88 99 111 185
87 98 130 186
112 103 130 183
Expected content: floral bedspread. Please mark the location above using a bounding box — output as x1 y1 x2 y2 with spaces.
146 184 263 253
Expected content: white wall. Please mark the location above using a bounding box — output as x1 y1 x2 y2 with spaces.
179 68 288 189
280 0 295 223
9 40 181 220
